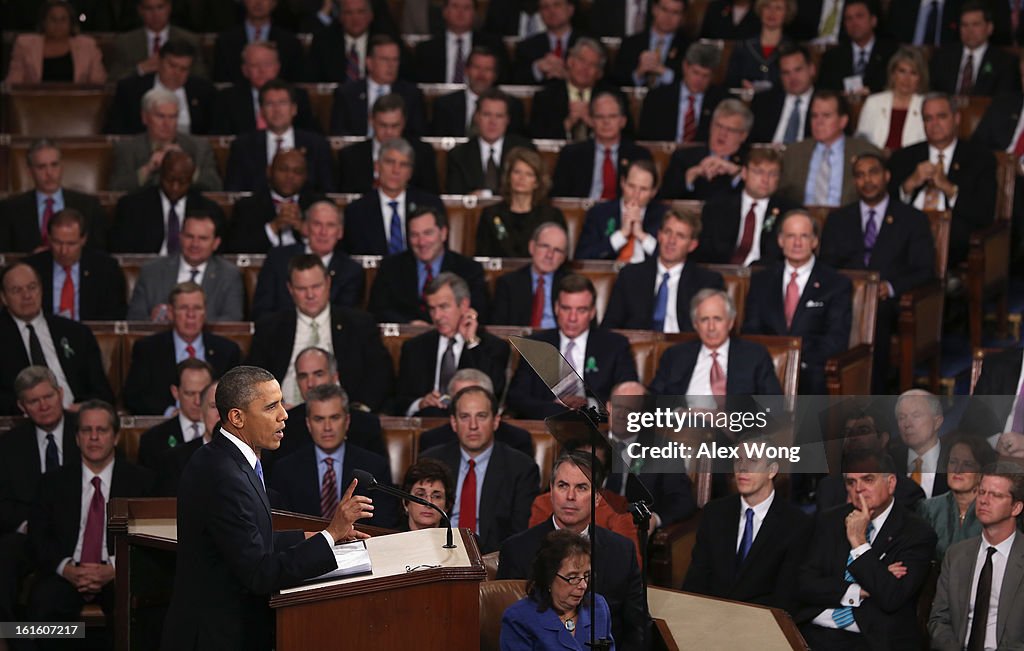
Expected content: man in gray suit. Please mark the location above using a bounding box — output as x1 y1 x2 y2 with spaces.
127 212 243 321
929 463 1024 651
107 0 206 80
110 88 221 191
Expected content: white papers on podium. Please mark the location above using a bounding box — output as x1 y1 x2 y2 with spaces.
306 540 372 583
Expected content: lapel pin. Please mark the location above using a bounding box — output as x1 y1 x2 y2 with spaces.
885 215 894 224
813 281 820 288
952 162 960 171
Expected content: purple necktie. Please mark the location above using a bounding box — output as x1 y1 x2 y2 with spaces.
863 209 877 266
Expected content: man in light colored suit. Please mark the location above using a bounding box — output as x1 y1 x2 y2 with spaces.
929 462 1024 651
107 0 206 80
127 212 243 322
779 89 880 207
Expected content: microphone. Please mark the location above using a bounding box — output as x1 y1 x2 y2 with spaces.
352 470 456 549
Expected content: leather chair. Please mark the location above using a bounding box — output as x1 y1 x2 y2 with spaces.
479 579 527 651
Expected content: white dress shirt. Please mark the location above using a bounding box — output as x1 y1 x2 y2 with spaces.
465 89 479 130
959 43 989 88
558 329 590 376
965 530 1017 651
907 439 941 498
178 413 204 443
281 306 333 404
654 260 685 333
158 192 187 256
445 31 471 83
379 190 407 248
737 192 771 265
265 127 296 165
345 33 368 77
59 459 116 576
16 313 74 408
404 333 480 415
35 417 66 472
735 490 775 551
905 141 958 210
772 89 813 144
264 191 300 247
176 258 208 285
782 257 814 302
153 77 190 133
686 339 731 399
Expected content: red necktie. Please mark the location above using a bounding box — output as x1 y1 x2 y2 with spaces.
730 202 757 265
709 351 726 396
80 476 105 563
421 263 434 306
253 26 263 42
41 197 54 246
553 37 563 59
530 275 545 328
1013 126 1024 157
256 100 267 130
784 271 800 328
185 344 196 358
959 53 975 96
152 34 161 56
459 459 477 532
321 458 339 518
601 148 617 200
59 265 74 319
682 95 697 143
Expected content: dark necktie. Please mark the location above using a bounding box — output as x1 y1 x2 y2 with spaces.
854 48 868 76
682 94 697 143
731 202 757 265
601 148 617 200
485 147 500 193
26 324 47 368
960 52 975 96
863 208 878 266
439 337 457 393
453 36 466 83
923 0 940 45
41 197 54 246
166 203 180 254
80 477 105 563
783 98 802 144
347 43 361 81
459 459 477 531
652 272 670 331
530 276 545 328
736 507 754 564
388 200 404 254
45 432 59 472
967 547 997 651
320 458 339 519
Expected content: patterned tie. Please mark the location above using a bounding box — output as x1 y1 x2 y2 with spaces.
923 153 945 210
783 98 802 144
832 521 875 628
736 507 755 564
453 36 466 83
185 343 196 358
784 271 800 329
166 203 180 254
59 266 74 319
387 200 404 254
813 146 832 205
347 43 361 82
41 197 54 245
854 48 868 76
710 351 726 396
530 276 545 328
601 148 617 200
967 547 997 651
564 340 584 396
459 459 477 531
910 457 923 486
80 476 105 563
45 433 59 472
652 272 670 331
26 324 47 368
439 337 457 393
960 52 975 96
321 458 339 518
731 202 757 265
863 208 878 266
682 95 697 143
923 1 940 45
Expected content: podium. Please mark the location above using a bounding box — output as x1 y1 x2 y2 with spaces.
108 498 486 651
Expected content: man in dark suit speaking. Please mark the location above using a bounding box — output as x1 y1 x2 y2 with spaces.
162 365 373 651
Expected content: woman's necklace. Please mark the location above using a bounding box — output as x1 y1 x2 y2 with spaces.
563 617 576 632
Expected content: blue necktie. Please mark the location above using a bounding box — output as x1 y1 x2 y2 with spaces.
45 432 59 472
254 459 266 490
736 507 754 564
783 98 801 144
832 521 875 628
651 272 670 331
387 200 404 254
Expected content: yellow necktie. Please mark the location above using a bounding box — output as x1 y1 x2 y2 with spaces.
910 457 923 486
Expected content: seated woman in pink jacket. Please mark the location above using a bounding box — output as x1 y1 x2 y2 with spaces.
6 0 106 84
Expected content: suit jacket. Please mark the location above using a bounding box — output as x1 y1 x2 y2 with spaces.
887 0 962 45
161 433 337 651
658 144 747 201
855 91 927 150
649 337 783 396
445 134 534 194
329 78 427 137
749 87 814 144
507 327 639 419
225 189 325 253
491 265 570 326
603 258 725 332
305 23 398 83
224 128 335 193
887 139 996 265
419 421 534 458
0 414 79 533
743 261 852 395
929 43 1021 97
529 81 632 140
420 440 539 553
210 82 319 135
778 135 880 207
550 139 653 198
502 593 613 649
637 82 726 142
0 189 106 253
889 439 950 499
247 307 394 411
428 89 527 137
249 243 365 320
28 458 154 574
107 25 206 81
109 133 222 192
26 249 127 321
725 36 792 89
4 33 106 84
692 192 797 264
336 138 439 194
342 189 446 256
574 199 667 260
367 249 488 323
817 37 899 95
972 93 1024 151
682 492 811 613
960 346 1023 442
0 311 113 415
929 533 1024 651
699 0 762 40
476 203 566 258
121 329 241 415
412 31 508 83
126 255 243 322
611 29 690 86
212 24 304 83
108 186 226 253
512 30 580 85
604 430 696 527
269 442 398 528
796 503 938 650
496 521 648 649
137 416 190 471
105 72 216 135
395 329 509 414
818 200 935 297
155 435 202 496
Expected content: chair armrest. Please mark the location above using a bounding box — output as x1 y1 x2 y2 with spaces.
824 343 873 395
648 510 703 589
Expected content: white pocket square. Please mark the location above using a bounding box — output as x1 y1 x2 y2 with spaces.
805 300 825 308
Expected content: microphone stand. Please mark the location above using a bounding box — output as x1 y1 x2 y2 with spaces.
574 405 613 651
352 470 456 549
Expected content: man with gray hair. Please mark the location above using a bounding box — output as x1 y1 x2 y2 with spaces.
342 139 446 256
110 87 221 192
639 41 726 143
395 272 509 417
892 389 950 499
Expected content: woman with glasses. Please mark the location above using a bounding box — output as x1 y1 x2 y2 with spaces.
917 434 997 559
500 529 614 650
400 458 455 531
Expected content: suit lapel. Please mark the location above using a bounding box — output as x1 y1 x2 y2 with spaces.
302 446 323 514
788 263 823 331
478 445 504 543
996 534 1024 641
765 265 789 334
222 434 272 518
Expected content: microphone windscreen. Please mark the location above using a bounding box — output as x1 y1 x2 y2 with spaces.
352 469 377 487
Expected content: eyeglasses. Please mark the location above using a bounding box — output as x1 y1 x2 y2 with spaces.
411 489 446 502
555 572 591 586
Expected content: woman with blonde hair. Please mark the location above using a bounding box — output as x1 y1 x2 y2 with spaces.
855 46 928 150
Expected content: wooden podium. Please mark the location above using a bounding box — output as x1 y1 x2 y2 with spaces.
108 498 486 651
